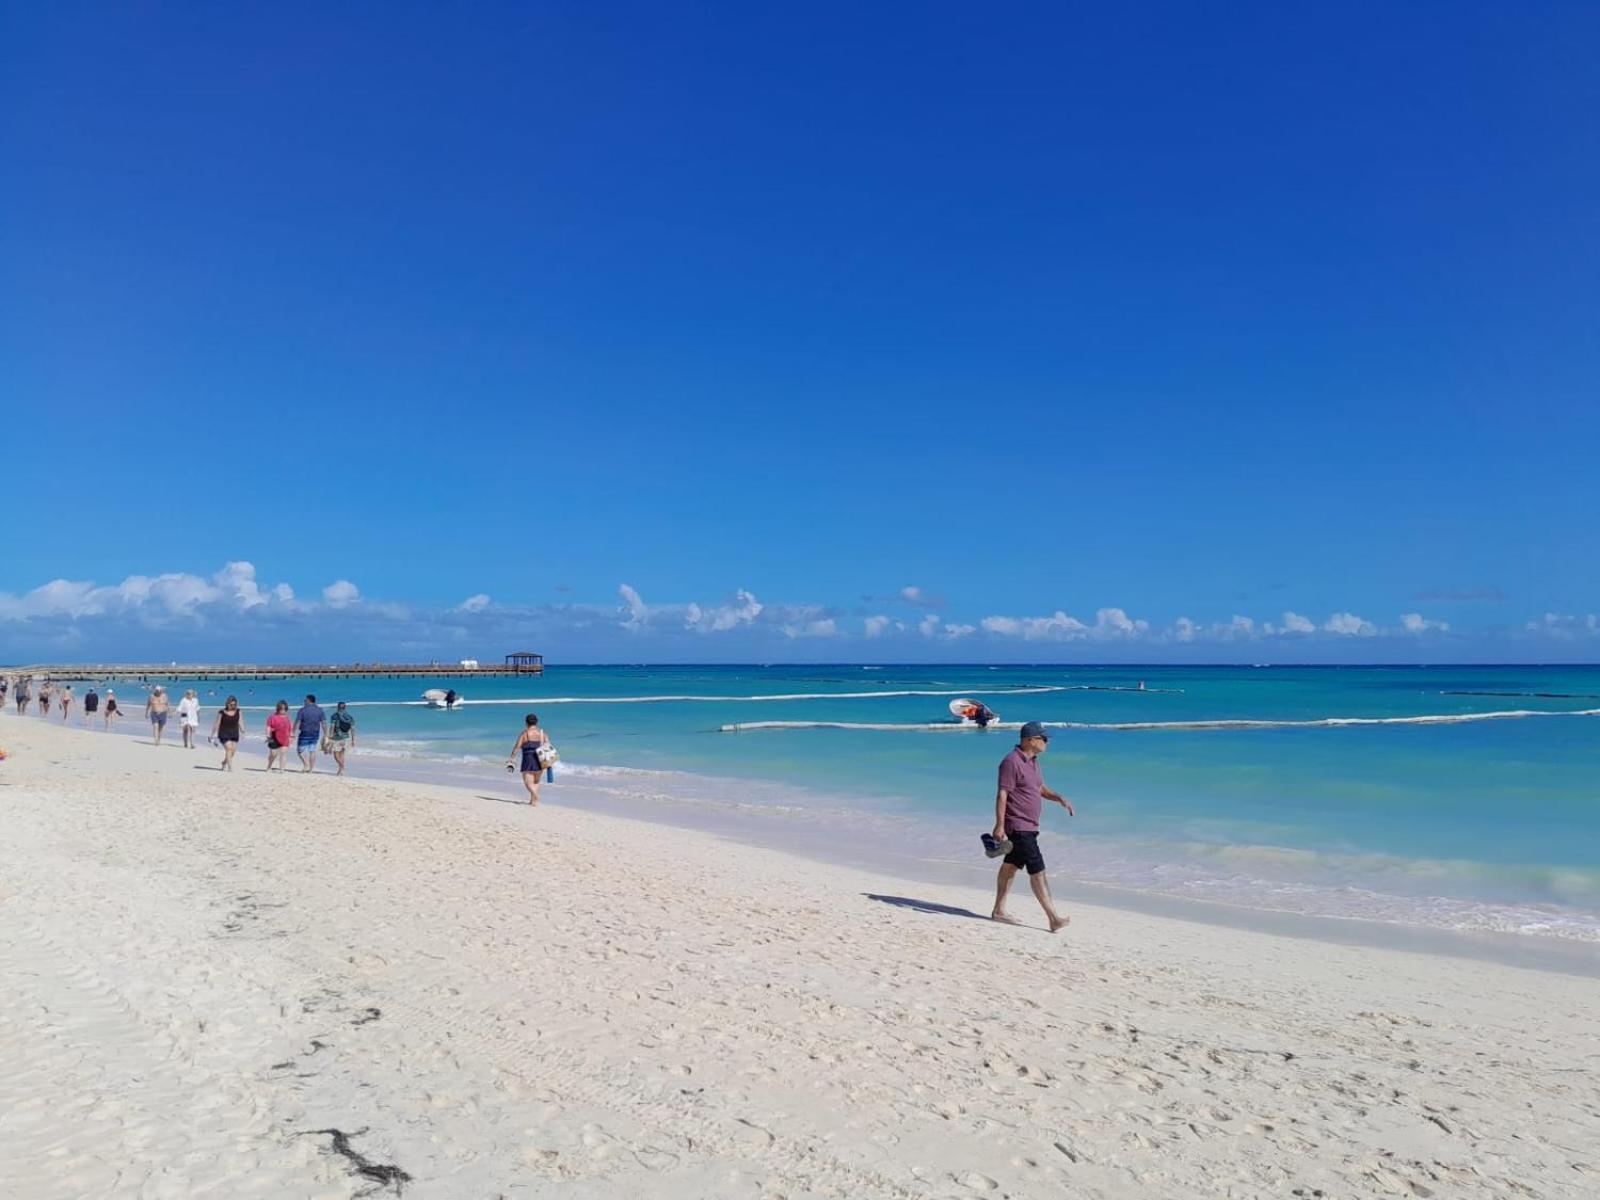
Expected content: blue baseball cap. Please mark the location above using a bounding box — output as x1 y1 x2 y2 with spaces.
1019 721 1050 741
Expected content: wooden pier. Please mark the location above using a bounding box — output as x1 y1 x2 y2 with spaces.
11 660 545 683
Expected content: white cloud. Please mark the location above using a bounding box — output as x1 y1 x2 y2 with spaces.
0 578 102 620
1280 611 1315 634
1524 612 1599 638
217 561 270 608
458 593 491 613
1324 611 1377 636
863 615 891 638
899 585 945 609
618 583 649 630
1172 616 1198 642
918 613 942 637
0 562 311 623
783 618 838 639
685 589 763 633
1400 612 1449 634
943 623 977 639
980 607 1149 642
1095 607 1142 637
981 611 1088 640
321 580 361 608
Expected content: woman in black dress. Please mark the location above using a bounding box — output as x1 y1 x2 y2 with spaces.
211 695 244 771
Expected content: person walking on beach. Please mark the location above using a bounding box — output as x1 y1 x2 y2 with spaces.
59 685 74 723
39 681 52 716
265 700 293 771
176 689 201 749
83 687 99 726
145 685 171 746
14 677 29 714
325 701 356 775
103 690 120 729
990 721 1074 933
293 694 326 772
506 713 551 806
211 695 244 771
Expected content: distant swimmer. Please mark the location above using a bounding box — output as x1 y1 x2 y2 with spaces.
989 721 1075 933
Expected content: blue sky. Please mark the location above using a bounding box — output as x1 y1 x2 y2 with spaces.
3 2 1597 663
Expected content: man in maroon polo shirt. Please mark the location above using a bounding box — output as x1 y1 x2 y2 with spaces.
991 721 1075 931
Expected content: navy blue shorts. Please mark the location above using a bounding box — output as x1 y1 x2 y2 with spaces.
1003 830 1046 875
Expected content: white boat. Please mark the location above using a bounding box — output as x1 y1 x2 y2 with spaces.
948 698 999 726
421 688 464 709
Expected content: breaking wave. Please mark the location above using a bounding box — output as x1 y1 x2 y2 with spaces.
720 707 1600 733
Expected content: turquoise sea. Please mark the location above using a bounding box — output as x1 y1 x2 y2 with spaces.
56 664 1600 944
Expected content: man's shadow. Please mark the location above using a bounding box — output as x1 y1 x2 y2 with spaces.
864 894 987 920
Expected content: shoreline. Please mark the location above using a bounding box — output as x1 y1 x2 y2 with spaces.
2 714 1597 1197
9 706 1600 975
365 749 1600 978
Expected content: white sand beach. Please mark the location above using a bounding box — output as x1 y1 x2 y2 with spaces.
1 715 1595 1199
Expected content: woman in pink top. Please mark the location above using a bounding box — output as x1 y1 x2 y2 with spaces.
265 700 293 772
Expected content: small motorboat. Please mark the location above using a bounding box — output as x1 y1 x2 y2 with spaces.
948 698 998 727
422 688 464 709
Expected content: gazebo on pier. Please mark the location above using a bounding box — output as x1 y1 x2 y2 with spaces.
504 651 545 673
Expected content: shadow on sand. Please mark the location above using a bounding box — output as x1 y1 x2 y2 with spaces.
864 893 987 921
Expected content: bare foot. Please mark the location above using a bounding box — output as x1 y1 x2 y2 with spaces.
1049 915 1071 933
990 912 1021 925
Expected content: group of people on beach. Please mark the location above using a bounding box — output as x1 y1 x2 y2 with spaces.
2 678 358 777
5 669 1071 929
7 675 123 727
